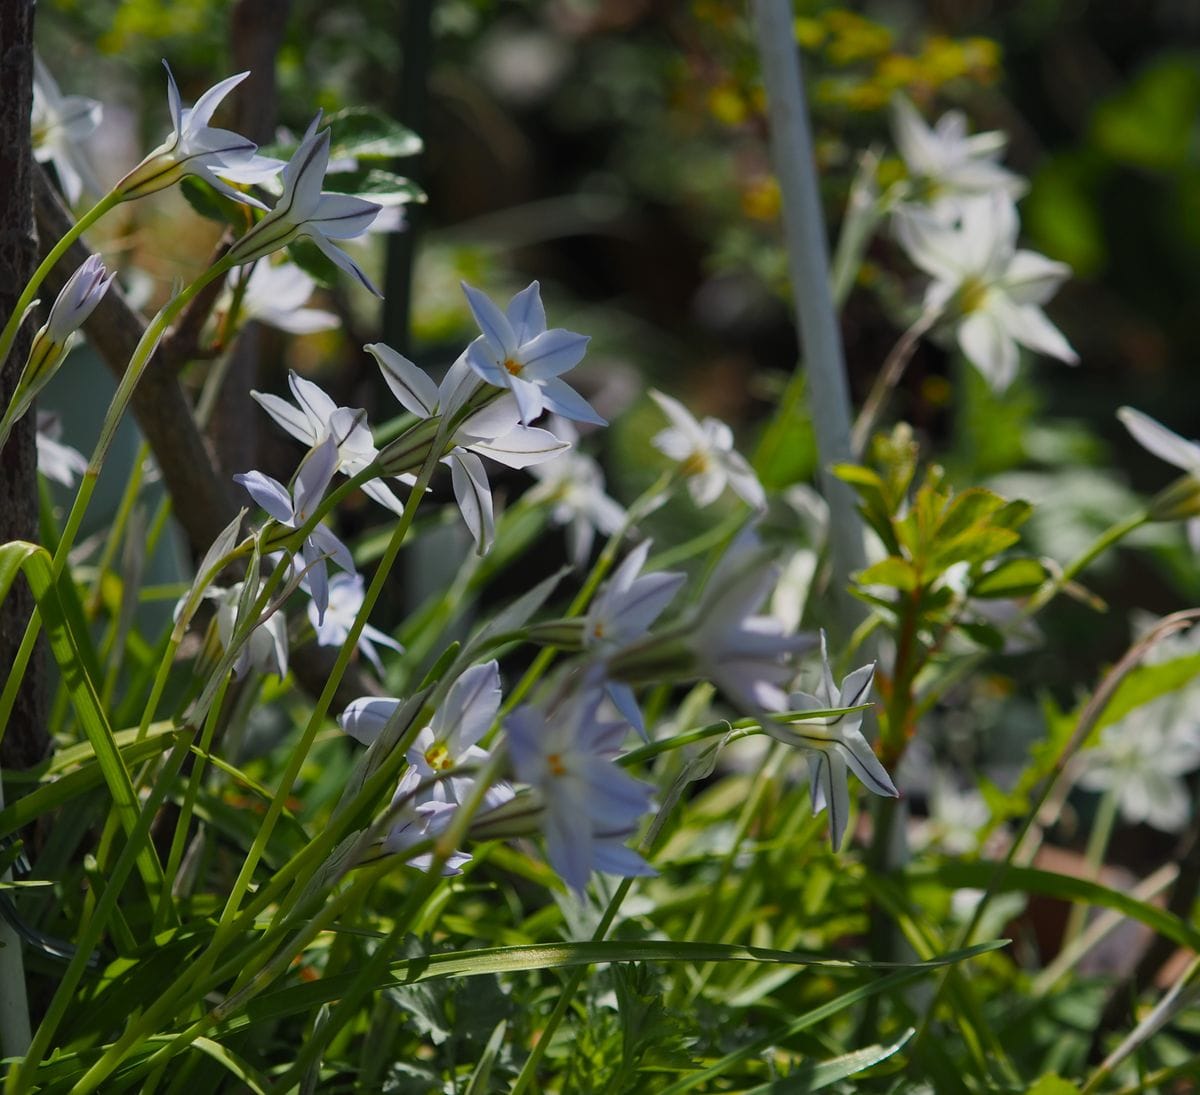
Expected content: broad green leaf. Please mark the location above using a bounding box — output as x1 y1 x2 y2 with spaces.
326 106 424 160
936 488 1007 542
323 166 426 205
179 176 248 225
971 557 1047 598
855 557 918 592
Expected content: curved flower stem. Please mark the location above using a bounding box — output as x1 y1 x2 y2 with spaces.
851 307 940 458
1027 510 1149 614
0 190 119 375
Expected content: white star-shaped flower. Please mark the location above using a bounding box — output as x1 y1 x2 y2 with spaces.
895 193 1077 391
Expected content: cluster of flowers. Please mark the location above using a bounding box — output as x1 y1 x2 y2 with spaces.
25 58 904 895
887 96 1077 392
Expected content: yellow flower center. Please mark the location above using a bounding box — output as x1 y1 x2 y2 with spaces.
957 276 989 315
679 450 711 477
546 752 567 777
424 742 453 771
503 358 523 376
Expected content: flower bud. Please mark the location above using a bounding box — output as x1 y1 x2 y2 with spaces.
374 416 445 476
45 254 115 344
1147 473 1200 523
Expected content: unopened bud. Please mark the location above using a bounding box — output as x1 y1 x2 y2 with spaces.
1147 473 1200 523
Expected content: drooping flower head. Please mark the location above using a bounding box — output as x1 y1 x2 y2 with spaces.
251 371 408 515
462 281 602 427
116 63 282 205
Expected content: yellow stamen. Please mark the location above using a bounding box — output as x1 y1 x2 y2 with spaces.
680 450 711 477
503 358 523 376
424 742 453 771
547 752 566 777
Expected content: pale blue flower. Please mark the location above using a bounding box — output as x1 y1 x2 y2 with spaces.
226 120 382 294
234 432 355 624
368 343 567 552
462 281 602 427
307 572 403 676
528 417 626 567
117 63 282 206
251 371 409 515
585 540 685 736
506 685 655 894
650 390 765 510
784 631 897 850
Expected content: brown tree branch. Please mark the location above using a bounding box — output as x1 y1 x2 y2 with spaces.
0 2 50 773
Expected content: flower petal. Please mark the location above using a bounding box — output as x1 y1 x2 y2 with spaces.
1118 407 1200 472
367 342 440 417
449 450 495 554
233 470 294 523
462 282 517 357
506 281 547 344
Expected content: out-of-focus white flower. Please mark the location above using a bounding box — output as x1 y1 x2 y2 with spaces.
1077 701 1200 832
783 632 897 850
585 540 685 736
31 54 102 205
226 120 382 294
895 193 1076 391
650 390 765 510
35 411 87 487
368 343 567 553
911 776 991 856
205 580 289 679
227 260 338 334
890 96 1025 217
251 371 407 515
688 537 813 714
507 684 655 894
116 63 282 206
234 433 355 623
383 768 473 874
1118 406 1200 549
608 535 814 718
462 280 601 426
307 572 402 676
528 418 625 567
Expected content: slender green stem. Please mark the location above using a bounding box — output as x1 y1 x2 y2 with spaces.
0 191 119 374
1061 787 1120 949
0 261 234 751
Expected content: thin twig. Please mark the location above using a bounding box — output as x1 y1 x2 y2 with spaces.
851 307 939 458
